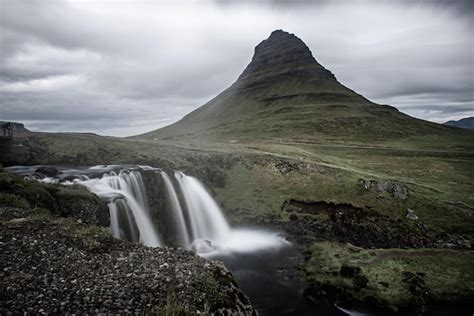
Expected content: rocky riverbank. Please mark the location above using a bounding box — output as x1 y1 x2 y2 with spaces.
278 199 472 251
0 207 255 315
257 199 474 314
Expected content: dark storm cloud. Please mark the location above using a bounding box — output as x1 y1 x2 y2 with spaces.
0 0 472 136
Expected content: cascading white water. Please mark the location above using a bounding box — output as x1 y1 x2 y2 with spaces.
108 202 121 239
19 164 287 254
170 171 288 255
76 170 162 247
174 171 231 242
160 171 191 248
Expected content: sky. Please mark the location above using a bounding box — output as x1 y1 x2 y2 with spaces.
0 0 473 137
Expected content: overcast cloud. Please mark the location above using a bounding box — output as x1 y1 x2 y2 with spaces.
0 0 473 136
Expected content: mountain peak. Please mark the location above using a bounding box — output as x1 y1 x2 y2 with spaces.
265 29 303 44
139 30 453 143
237 29 336 85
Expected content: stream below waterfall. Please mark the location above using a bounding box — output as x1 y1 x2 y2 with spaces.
211 240 349 315
8 164 370 315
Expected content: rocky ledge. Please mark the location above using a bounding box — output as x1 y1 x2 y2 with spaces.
0 168 109 226
0 208 255 315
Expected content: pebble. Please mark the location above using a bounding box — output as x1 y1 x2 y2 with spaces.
0 215 255 315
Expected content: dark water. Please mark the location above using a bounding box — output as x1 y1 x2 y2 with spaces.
211 243 352 316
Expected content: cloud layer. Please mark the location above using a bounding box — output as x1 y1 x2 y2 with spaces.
1 0 473 136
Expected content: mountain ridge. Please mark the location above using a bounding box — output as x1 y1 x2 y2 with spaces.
444 117 474 130
137 30 469 144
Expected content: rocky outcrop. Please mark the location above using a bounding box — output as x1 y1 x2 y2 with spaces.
0 169 109 227
0 121 29 133
358 178 409 200
35 166 61 178
254 158 323 175
54 186 110 226
279 199 472 251
280 199 429 248
236 30 337 92
139 169 181 246
0 213 255 315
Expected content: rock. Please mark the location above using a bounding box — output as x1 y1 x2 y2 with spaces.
191 239 215 254
0 171 109 226
406 208 418 220
275 162 293 174
159 263 169 269
354 274 369 288
358 179 408 200
289 213 298 221
402 271 429 296
455 237 471 249
35 166 61 178
0 216 256 315
340 263 361 278
237 30 337 91
8 218 27 223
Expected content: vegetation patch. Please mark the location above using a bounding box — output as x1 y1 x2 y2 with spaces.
304 242 474 312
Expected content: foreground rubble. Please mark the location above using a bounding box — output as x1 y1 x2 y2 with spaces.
0 208 255 315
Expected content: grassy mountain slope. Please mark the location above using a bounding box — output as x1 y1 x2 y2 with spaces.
137 30 472 149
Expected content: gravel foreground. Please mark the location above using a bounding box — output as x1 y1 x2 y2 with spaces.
0 207 256 315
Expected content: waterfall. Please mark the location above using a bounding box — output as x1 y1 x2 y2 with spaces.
108 202 121 239
20 164 288 255
174 171 231 243
77 170 162 247
160 171 191 248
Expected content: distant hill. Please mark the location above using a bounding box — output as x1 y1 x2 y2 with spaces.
444 117 474 130
0 121 28 130
0 121 30 136
136 30 470 144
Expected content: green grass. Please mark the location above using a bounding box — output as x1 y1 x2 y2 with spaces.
212 144 473 234
0 192 30 209
3 126 473 312
304 242 474 311
7 129 474 235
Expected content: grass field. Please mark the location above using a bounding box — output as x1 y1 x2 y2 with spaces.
2 126 473 311
4 130 473 235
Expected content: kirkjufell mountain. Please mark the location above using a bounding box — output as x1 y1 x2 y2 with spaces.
139 30 458 142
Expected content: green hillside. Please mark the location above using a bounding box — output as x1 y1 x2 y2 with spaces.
137 30 473 149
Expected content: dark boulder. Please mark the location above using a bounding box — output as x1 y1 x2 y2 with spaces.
35 166 61 178
340 263 361 277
